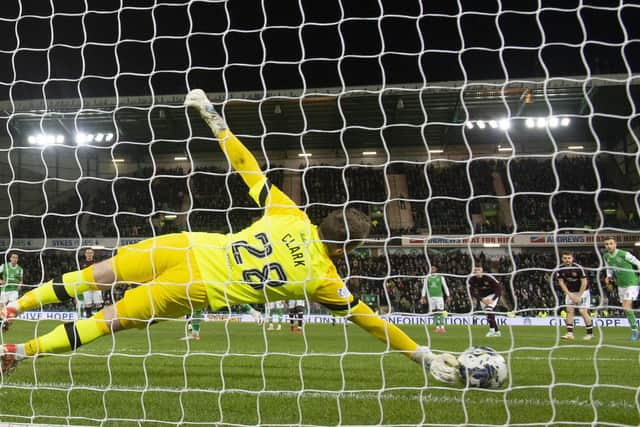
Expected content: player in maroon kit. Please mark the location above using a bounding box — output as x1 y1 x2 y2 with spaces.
468 265 503 337
79 248 103 318
554 251 593 340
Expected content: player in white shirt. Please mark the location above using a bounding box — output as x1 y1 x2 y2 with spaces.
266 301 286 330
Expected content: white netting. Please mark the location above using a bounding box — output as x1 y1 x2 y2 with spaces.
0 1 638 426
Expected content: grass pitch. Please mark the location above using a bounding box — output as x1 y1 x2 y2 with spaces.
0 319 638 426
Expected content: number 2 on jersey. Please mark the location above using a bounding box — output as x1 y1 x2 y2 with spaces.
231 232 287 289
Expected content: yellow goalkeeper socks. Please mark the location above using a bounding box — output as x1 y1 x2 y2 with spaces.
17 268 99 312
23 316 110 356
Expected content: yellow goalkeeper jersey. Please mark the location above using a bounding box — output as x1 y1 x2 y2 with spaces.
190 178 351 313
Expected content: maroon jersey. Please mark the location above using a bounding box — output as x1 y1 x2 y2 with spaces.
468 274 502 300
554 262 586 293
79 258 95 270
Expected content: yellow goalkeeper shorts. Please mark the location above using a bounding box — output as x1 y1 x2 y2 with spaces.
112 233 207 328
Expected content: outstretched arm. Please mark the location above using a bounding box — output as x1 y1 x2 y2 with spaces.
217 129 265 188
348 301 418 356
185 89 264 189
217 129 264 189
347 300 460 384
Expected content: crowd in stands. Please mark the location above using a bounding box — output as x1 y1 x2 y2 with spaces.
5 247 632 318
1 154 638 319
5 155 639 239
331 249 630 317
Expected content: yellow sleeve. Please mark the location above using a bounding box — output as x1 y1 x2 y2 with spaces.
313 277 419 356
311 265 357 317
217 129 306 218
217 129 264 189
348 302 419 357
248 179 305 218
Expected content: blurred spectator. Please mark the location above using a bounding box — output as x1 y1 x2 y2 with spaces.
6 158 639 237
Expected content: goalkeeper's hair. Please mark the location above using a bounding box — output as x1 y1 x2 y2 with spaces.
319 208 371 252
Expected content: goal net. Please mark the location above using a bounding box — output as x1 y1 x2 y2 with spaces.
0 0 638 426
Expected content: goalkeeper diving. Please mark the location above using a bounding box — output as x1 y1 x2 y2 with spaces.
0 89 460 384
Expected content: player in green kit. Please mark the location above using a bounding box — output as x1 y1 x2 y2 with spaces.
182 309 204 340
238 304 264 325
266 301 285 330
420 265 449 333
0 253 24 325
603 237 640 341
181 305 263 340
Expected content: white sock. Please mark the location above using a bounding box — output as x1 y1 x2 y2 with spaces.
14 344 26 360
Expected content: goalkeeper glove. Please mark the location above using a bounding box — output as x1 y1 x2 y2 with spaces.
184 89 228 135
412 346 461 384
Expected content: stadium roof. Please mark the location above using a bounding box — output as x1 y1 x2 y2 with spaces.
2 73 638 155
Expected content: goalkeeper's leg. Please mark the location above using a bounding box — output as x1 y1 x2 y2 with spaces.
1 260 116 331
2 234 194 331
1 233 207 373
2 277 208 373
5 305 116 362
0 305 117 375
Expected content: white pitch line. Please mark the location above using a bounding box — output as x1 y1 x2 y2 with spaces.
511 355 637 362
74 350 640 363
1 383 636 410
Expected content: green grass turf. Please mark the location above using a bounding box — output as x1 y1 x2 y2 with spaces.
0 319 638 426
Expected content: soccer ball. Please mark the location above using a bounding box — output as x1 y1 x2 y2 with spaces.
458 346 508 389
